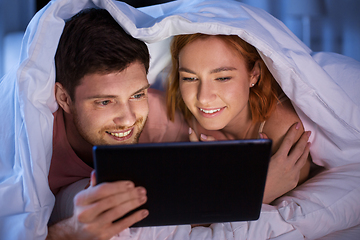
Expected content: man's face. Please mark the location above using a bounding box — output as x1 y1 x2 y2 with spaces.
69 61 149 146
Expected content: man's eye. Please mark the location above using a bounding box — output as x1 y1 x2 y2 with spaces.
133 93 145 99
98 100 111 106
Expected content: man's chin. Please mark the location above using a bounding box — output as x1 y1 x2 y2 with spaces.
107 138 138 145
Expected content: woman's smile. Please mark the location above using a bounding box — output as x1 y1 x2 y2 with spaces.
198 107 226 118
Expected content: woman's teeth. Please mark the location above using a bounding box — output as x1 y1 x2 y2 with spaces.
200 108 221 114
110 129 131 137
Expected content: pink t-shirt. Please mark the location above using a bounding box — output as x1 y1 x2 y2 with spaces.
49 88 189 195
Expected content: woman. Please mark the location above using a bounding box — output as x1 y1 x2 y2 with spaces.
166 34 311 204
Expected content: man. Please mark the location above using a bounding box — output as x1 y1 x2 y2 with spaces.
46 8 188 239
46 7 310 240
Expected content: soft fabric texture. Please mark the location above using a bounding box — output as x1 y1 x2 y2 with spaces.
0 0 359 239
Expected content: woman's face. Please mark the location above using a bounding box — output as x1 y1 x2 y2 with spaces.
178 36 259 131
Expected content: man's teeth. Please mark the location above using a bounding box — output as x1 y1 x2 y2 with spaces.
110 129 131 137
200 108 221 114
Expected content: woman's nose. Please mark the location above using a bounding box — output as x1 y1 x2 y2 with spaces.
197 81 216 104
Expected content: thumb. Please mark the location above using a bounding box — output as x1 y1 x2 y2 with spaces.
189 128 200 142
90 170 97 187
259 132 269 139
200 134 216 141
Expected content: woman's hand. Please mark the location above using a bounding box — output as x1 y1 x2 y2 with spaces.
189 122 311 205
188 127 216 142
262 123 311 204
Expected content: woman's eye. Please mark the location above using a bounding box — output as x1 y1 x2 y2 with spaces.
181 77 198 82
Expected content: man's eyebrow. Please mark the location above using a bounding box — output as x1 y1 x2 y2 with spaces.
178 67 237 74
86 84 150 100
86 94 117 100
132 83 150 95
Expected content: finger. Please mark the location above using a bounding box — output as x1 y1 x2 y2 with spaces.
77 186 146 223
91 170 96 187
75 181 135 206
189 128 199 142
295 141 311 169
288 131 311 164
200 134 216 141
276 122 301 156
259 132 269 139
106 209 149 238
97 190 148 224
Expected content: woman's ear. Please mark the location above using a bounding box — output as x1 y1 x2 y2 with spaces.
55 82 72 114
250 60 261 87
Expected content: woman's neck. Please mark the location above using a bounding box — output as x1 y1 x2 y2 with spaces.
221 119 257 140
220 108 259 140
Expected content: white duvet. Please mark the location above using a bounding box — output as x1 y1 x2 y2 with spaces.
0 0 359 239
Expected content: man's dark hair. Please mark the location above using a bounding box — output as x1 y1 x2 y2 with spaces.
55 8 150 100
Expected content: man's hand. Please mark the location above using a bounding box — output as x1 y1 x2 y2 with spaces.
47 171 148 240
262 122 311 204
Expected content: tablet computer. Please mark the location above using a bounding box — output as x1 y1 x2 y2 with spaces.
93 139 272 227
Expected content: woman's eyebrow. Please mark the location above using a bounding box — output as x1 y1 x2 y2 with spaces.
210 67 237 74
178 67 195 74
179 67 237 74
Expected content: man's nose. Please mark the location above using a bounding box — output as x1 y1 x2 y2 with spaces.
113 102 136 127
197 81 216 104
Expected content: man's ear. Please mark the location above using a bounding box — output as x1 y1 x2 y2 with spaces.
55 82 72 114
250 60 261 87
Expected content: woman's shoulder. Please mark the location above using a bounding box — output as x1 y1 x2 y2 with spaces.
263 98 303 151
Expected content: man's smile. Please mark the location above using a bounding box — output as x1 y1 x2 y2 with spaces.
107 129 132 137
106 128 134 141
